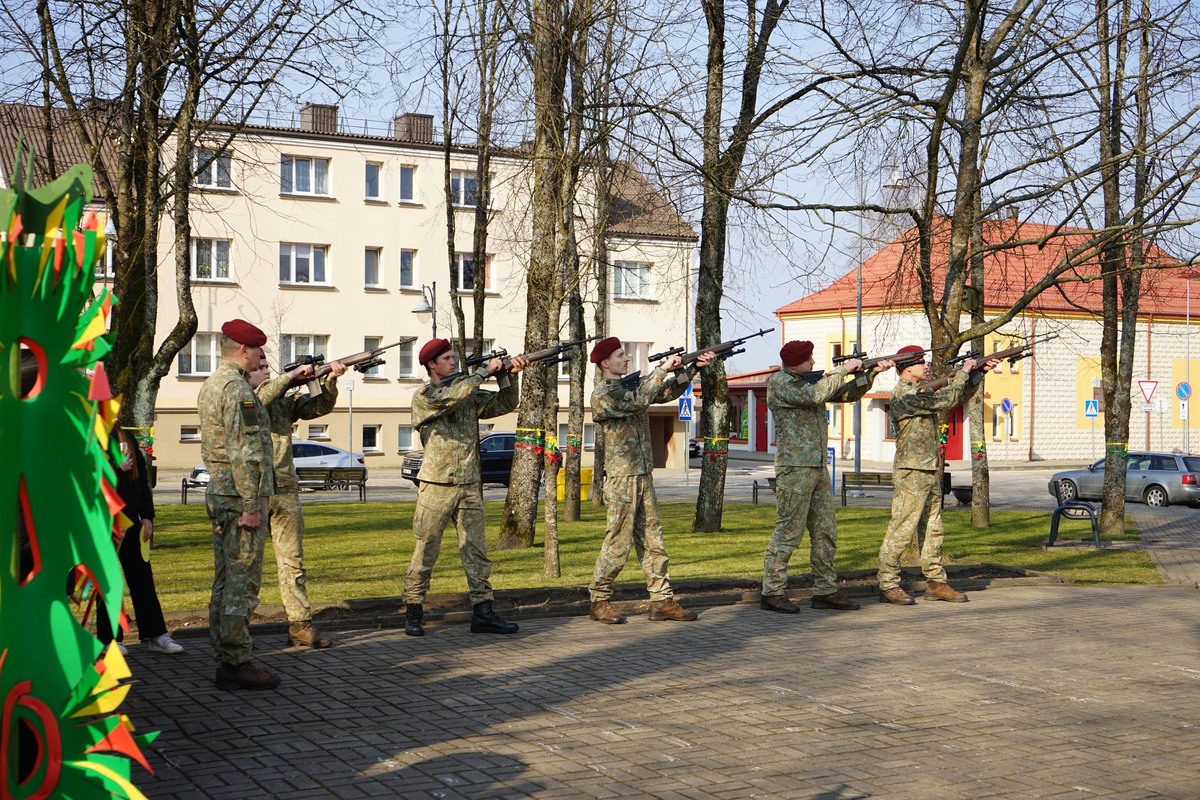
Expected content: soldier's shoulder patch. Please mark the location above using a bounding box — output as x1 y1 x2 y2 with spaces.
240 399 260 427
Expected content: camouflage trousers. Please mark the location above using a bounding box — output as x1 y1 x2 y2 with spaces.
404 481 494 605
589 474 673 602
762 465 840 596
206 492 268 665
269 490 311 623
877 467 948 590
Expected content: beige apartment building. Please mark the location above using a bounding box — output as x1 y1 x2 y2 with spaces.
0 102 698 470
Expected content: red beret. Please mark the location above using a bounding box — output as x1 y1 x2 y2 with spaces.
779 340 814 366
895 345 926 367
589 336 621 364
221 319 267 347
419 338 452 366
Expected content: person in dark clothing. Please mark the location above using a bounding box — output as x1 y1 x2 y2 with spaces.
96 428 183 655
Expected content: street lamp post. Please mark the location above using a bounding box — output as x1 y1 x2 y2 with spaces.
412 281 437 337
1184 271 1200 452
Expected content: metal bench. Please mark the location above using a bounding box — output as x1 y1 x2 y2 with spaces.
295 466 368 502
1046 478 1100 548
840 471 895 506
752 476 777 504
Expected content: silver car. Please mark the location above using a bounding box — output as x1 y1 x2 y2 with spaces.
1048 451 1200 508
189 440 367 487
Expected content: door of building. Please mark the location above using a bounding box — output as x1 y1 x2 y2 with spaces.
944 407 964 460
756 399 768 452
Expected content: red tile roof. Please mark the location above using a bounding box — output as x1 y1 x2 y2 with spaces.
777 217 1192 320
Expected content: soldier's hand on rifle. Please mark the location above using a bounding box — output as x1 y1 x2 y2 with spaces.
507 355 530 373
329 361 348 378
842 358 864 373
694 351 717 368
662 355 684 371
485 356 506 375
981 356 1002 373
872 359 895 373
287 363 315 381
960 358 979 372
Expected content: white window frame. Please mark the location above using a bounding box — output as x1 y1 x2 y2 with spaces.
279 243 330 286
557 423 596 451
178 332 219 377
362 336 384 378
280 155 330 196
397 424 415 451
364 247 382 288
362 424 383 453
193 148 232 189
307 424 330 440
281 334 330 367
614 261 652 300
449 169 479 207
454 252 491 292
399 249 416 289
992 404 1019 441
191 237 233 282
621 341 650 375
397 340 417 377
94 240 116 280
399 165 416 202
180 425 201 442
365 161 382 200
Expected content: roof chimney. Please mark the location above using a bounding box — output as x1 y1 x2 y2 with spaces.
393 113 434 143
300 103 339 134
1007 204 1019 222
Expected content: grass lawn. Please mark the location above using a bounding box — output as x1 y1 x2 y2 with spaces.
141 501 1160 613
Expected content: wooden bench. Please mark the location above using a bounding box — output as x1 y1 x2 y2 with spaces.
752 477 777 504
295 466 368 502
841 471 894 506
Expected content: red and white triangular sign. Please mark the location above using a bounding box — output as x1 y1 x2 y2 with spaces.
1138 380 1158 403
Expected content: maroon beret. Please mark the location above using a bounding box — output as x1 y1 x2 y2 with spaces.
419 338 452 366
895 345 926 367
589 336 621 364
779 340 814 367
221 319 267 347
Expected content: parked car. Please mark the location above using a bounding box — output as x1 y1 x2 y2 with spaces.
402 432 516 486
1048 451 1200 508
689 438 702 459
188 440 367 488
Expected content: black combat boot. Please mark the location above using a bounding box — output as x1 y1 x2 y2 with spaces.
405 603 425 636
470 601 519 634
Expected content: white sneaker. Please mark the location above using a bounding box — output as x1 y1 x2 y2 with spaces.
115 641 128 656
147 634 184 654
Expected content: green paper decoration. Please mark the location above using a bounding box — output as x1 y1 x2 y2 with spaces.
1 146 156 799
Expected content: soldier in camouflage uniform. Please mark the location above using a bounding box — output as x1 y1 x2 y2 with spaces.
250 354 348 649
760 340 894 614
878 345 998 605
586 337 715 624
198 319 281 691
403 338 529 636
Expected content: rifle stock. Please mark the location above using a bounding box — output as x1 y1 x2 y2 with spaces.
440 336 600 386
291 338 417 396
916 333 1058 392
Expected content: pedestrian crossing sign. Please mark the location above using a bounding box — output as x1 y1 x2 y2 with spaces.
678 397 694 421
1084 399 1099 418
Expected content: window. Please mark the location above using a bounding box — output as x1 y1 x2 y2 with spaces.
991 404 1018 440
180 425 201 442
281 334 330 367
362 424 382 453
279 243 329 285
450 169 480 207
621 341 650 375
454 252 491 291
397 340 416 377
364 248 382 288
397 424 415 451
178 332 219 376
307 424 329 440
191 238 232 281
280 155 330 196
194 148 232 189
365 162 381 200
729 395 749 440
399 166 415 202
362 337 383 377
400 250 416 289
614 261 651 299
557 423 596 451
455 340 494 368
94 242 115 280
827 403 842 436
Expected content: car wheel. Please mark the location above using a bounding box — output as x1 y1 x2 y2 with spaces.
1144 485 1169 507
1057 479 1079 502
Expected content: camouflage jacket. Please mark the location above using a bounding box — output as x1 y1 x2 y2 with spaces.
769 365 875 468
593 366 695 477
890 371 978 471
256 374 340 491
198 359 275 510
412 367 519 484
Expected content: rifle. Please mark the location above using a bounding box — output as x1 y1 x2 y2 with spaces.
440 336 601 386
917 333 1059 392
796 343 954 389
287 338 417 396
619 328 774 390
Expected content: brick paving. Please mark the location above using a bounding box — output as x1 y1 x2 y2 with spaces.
125 584 1200 799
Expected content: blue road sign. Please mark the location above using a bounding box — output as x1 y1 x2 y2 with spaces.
678 397 694 422
1084 399 1100 418
1178 382 1192 401
1000 397 1013 415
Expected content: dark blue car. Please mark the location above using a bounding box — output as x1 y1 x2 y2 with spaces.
402 432 516 486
